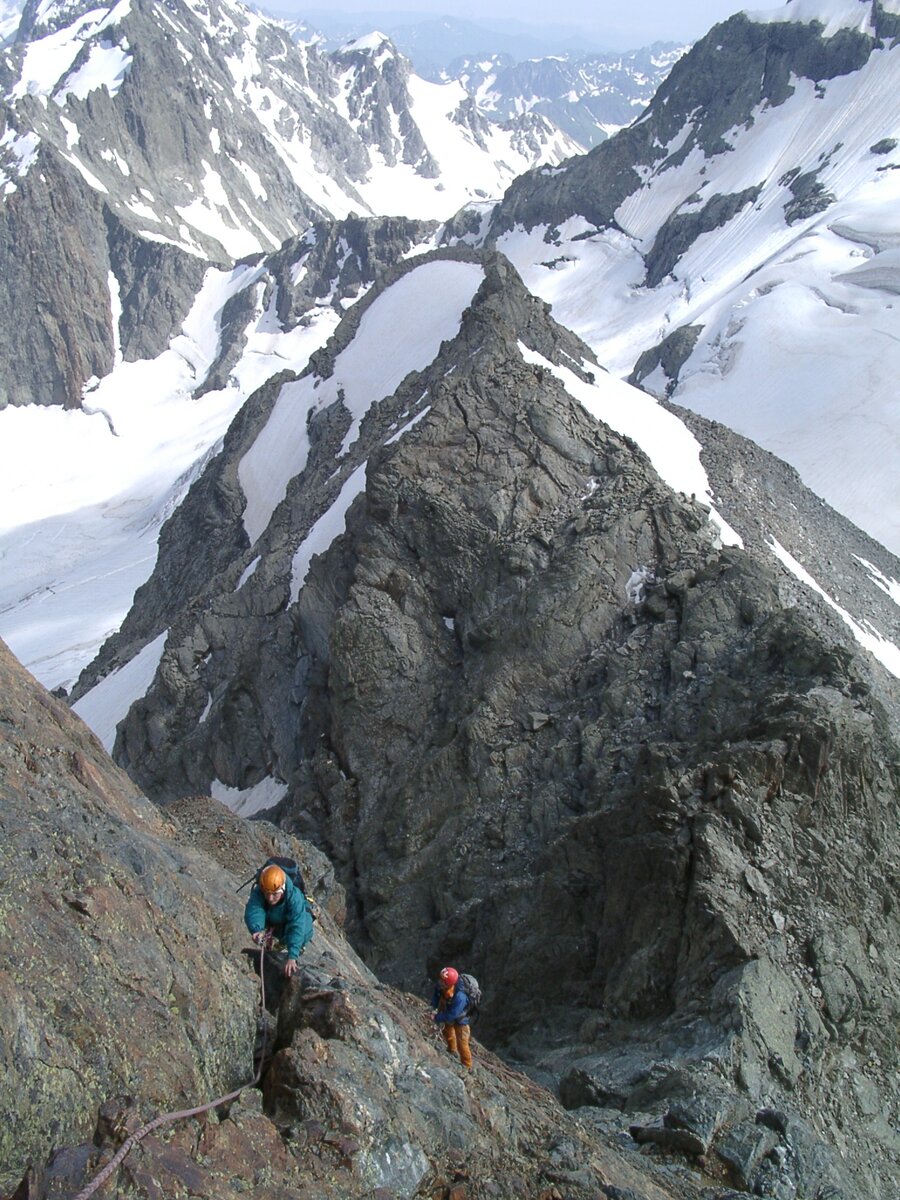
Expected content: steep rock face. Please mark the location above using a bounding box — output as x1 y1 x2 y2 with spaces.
0 147 113 408
1 637 702 1200
105 213 211 365
333 34 438 176
70 249 900 1195
0 637 255 1188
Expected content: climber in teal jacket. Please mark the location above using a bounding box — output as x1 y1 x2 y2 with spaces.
244 863 313 976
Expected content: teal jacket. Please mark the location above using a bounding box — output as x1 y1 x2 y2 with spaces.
244 875 313 960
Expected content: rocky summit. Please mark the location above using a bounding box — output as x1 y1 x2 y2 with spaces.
64 244 900 1198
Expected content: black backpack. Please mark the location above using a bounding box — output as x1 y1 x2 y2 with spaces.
457 973 482 1022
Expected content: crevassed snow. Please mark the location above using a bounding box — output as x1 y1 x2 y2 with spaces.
290 461 368 602
497 39 900 556
72 629 168 753
770 539 900 677
239 259 484 544
0 267 339 691
517 342 744 548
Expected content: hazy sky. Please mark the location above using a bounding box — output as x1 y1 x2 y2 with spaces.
274 0 758 44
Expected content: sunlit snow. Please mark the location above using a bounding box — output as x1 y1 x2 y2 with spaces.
72 629 167 753
770 540 900 677
0 268 340 690
55 39 132 105
239 259 484 544
11 2 132 101
496 40 900 556
290 461 368 602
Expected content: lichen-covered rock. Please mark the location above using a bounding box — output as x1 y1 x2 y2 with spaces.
0 637 256 1190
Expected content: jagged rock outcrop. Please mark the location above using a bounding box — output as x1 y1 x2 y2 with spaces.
70 247 900 1196
2 635 711 1200
333 34 438 176
265 212 439 326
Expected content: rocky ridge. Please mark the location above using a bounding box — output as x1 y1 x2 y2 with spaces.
68 245 900 1197
2 633 728 1200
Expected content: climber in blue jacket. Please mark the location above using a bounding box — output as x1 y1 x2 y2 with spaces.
244 863 313 976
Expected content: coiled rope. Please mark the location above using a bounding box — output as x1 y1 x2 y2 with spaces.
71 941 272 1200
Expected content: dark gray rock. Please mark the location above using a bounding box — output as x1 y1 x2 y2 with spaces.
70 246 900 1199
629 325 703 392
0 145 112 408
783 166 837 225
4 635 697 1200
716 1121 780 1187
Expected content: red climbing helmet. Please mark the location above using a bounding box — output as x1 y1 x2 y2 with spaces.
439 966 459 987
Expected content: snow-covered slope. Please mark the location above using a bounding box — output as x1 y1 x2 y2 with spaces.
479 0 900 555
0 0 579 258
1 0 899 712
0 0 21 43
0 214 442 689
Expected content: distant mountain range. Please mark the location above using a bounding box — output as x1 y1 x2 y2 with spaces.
442 42 686 147
267 7 626 65
270 7 688 147
0 0 21 41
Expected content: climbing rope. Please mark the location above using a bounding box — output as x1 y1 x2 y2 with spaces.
71 940 273 1200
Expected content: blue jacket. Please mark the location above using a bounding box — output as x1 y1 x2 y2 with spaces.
244 875 313 960
431 984 470 1025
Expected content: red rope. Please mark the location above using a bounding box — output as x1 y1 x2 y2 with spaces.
70 943 271 1200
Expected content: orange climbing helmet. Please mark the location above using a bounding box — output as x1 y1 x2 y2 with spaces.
439 966 459 987
259 864 286 894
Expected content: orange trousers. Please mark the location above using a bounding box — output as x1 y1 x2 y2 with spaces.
442 1022 472 1069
